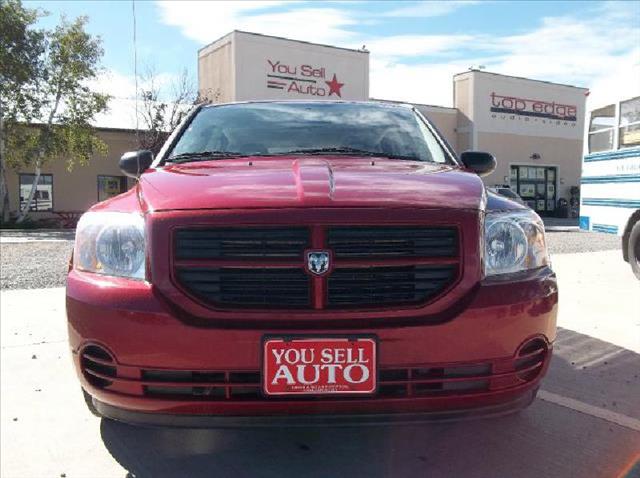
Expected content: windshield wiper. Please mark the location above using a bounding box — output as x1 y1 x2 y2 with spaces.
166 151 245 163
281 147 422 161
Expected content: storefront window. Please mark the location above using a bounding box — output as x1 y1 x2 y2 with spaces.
19 174 53 212
619 96 640 149
588 104 615 153
510 166 557 215
97 175 127 202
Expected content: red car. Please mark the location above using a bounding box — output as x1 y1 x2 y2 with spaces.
67 101 557 426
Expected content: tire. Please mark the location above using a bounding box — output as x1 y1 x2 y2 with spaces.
629 220 640 280
82 389 102 417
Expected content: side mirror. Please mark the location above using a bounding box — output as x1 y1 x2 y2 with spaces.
459 151 496 177
119 150 154 178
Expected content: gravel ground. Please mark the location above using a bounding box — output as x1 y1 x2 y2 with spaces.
0 241 73 290
0 231 622 290
545 230 621 255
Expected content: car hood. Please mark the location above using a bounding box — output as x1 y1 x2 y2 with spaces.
138 156 486 212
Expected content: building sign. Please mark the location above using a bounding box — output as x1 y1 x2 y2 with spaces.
471 73 586 139
266 59 344 98
490 93 577 122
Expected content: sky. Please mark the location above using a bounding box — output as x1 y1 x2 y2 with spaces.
24 0 640 115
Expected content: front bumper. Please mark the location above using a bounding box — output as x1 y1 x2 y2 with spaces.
67 267 557 423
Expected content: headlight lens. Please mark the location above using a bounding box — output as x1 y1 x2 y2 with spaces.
484 210 549 276
74 212 146 280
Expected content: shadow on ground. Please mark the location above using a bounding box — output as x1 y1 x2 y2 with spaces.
100 328 640 478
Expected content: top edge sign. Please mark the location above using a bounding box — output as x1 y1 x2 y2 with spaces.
470 72 587 140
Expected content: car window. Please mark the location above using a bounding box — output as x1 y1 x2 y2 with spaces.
169 102 450 163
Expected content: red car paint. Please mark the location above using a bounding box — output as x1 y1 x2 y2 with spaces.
67 102 557 425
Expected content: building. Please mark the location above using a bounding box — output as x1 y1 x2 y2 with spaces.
3 30 588 224
199 31 588 215
453 70 587 212
198 30 369 103
5 126 137 224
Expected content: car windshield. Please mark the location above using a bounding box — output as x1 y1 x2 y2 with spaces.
167 102 449 164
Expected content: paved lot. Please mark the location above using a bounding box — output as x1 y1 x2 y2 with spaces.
1 240 639 477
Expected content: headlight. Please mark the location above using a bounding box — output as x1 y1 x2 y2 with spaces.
484 209 549 277
74 212 146 280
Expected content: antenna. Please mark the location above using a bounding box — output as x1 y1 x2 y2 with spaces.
132 0 139 141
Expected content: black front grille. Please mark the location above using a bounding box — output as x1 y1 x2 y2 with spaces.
515 338 547 382
139 363 493 401
173 225 461 311
328 226 458 257
175 227 309 259
176 267 311 308
81 345 116 389
142 370 261 400
327 265 456 308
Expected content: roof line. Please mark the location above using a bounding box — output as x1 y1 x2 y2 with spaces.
199 30 369 55
454 69 589 91
371 98 456 111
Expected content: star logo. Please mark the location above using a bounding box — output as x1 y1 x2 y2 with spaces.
325 74 344 97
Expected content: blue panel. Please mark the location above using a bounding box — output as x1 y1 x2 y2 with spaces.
582 199 640 208
580 175 640 184
584 147 640 162
579 216 590 231
592 224 618 234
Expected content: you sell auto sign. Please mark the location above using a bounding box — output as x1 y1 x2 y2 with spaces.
228 31 369 102
266 59 345 98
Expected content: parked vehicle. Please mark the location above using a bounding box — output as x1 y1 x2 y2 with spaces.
487 186 527 206
67 101 556 426
580 96 640 279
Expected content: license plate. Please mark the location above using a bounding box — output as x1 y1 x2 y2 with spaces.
262 337 377 396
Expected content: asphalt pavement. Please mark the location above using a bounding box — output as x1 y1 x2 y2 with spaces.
1 240 639 478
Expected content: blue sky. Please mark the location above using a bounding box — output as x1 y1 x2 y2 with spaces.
24 1 640 110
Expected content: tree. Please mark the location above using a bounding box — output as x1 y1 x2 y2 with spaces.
0 1 109 223
0 0 45 223
136 66 196 154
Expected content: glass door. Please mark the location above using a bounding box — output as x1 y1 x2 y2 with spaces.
510 166 557 216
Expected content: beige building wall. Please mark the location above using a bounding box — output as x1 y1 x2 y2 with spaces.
198 33 235 103
414 105 458 152
198 31 369 103
453 75 473 152
5 129 138 219
453 70 587 211
477 132 583 199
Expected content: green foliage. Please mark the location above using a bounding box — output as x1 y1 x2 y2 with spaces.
1 3 110 172
0 0 111 220
0 0 46 122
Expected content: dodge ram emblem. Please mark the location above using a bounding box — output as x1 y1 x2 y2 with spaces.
307 251 330 275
